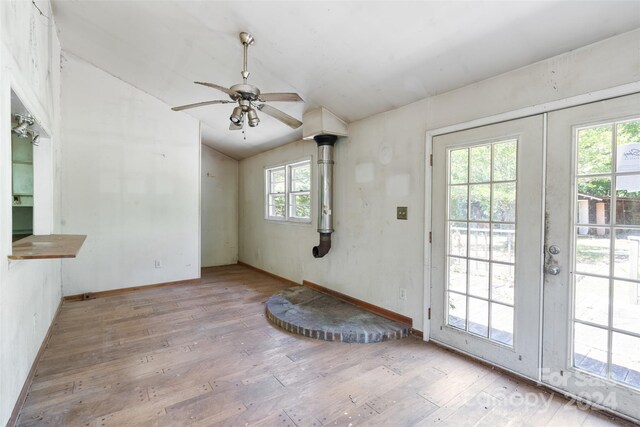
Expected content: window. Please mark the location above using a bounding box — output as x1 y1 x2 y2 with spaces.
266 159 311 222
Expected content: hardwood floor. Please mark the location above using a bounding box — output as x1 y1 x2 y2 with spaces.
16 265 630 426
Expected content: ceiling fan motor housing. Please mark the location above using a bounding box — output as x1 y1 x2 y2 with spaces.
230 84 261 102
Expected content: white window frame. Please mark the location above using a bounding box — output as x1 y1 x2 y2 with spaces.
265 158 312 223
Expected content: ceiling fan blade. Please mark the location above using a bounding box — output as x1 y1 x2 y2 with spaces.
229 122 242 131
258 93 303 103
171 100 233 111
194 81 235 96
257 104 303 129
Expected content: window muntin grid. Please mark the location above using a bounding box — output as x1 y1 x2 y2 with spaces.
265 160 311 222
572 118 640 390
288 162 311 220
266 166 286 219
446 139 518 347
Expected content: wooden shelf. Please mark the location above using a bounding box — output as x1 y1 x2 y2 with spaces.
10 234 87 260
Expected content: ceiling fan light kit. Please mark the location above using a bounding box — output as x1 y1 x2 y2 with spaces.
247 108 260 127
230 105 243 124
171 32 303 133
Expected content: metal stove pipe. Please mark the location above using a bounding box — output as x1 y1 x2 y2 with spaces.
313 134 337 258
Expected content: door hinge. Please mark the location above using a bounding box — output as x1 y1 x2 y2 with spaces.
430 154 433 166
429 232 432 243
428 308 431 320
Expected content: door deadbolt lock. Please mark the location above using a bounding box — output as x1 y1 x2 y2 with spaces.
546 265 561 275
548 245 560 255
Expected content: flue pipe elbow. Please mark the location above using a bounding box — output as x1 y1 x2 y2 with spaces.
313 233 332 258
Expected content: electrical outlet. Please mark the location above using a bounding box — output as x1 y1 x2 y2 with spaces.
155 259 162 268
399 288 407 301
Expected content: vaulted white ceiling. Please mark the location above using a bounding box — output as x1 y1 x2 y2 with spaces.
52 1 640 159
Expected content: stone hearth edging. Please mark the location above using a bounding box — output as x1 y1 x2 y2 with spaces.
265 286 409 343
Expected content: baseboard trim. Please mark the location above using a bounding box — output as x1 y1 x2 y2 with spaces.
236 263 413 328
63 277 201 302
236 261 300 287
7 300 62 427
411 328 424 339
302 280 413 327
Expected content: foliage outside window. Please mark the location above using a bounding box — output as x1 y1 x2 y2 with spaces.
572 117 640 388
266 160 311 222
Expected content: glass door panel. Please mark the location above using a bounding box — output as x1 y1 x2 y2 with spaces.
572 118 640 388
431 115 544 379
544 93 640 421
445 140 518 346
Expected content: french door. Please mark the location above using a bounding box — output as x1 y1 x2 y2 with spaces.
431 115 545 379
543 93 640 421
431 93 640 421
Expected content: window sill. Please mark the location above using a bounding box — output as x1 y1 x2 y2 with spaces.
265 218 312 225
10 234 87 260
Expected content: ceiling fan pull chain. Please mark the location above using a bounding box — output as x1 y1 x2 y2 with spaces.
243 116 247 140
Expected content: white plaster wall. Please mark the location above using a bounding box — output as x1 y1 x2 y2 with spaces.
427 28 640 130
0 1 62 425
239 140 317 278
239 99 428 325
239 29 640 332
60 54 201 296
201 144 238 267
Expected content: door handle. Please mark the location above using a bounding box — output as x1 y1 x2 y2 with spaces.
546 265 560 275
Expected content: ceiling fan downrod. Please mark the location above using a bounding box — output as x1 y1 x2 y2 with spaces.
240 32 254 84
232 32 260 128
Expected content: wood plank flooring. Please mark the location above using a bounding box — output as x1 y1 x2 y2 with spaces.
16 265 631 426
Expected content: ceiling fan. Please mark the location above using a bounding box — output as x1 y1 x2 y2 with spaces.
171 32 303 131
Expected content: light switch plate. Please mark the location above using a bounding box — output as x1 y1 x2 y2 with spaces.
397 206 408 220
